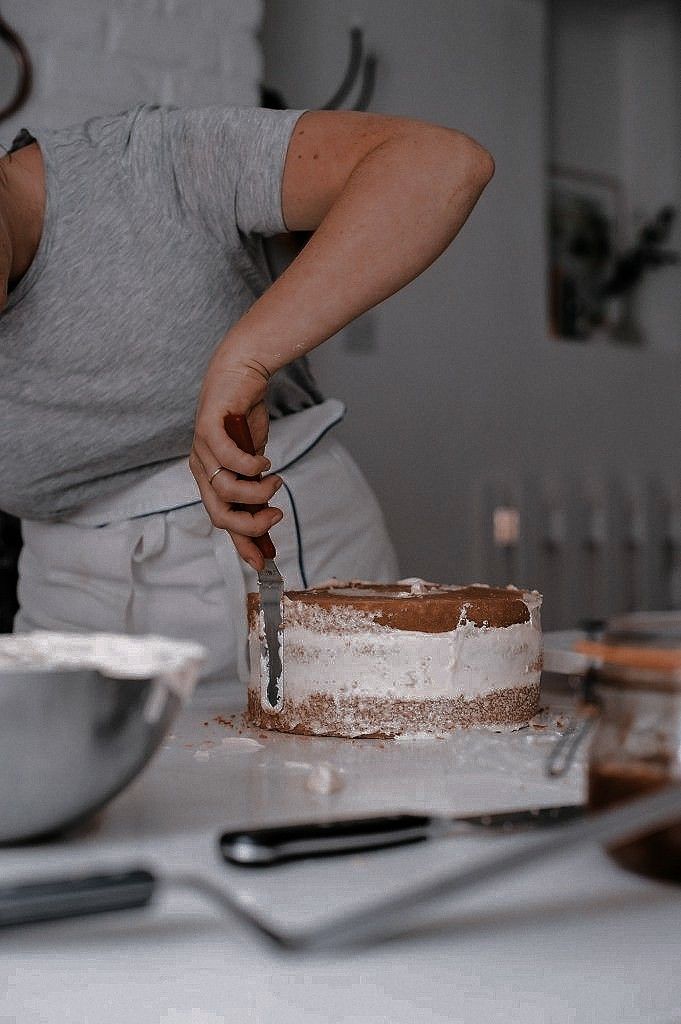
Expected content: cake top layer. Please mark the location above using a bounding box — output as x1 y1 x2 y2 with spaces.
248 579 541 634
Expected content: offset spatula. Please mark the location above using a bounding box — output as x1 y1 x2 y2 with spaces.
223 414 284 713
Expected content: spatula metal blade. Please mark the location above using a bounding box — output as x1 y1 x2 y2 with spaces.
258 558 284 712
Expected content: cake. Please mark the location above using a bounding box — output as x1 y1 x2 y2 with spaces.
247 579 542 738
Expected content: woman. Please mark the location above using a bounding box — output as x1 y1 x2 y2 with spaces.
0 105 493 681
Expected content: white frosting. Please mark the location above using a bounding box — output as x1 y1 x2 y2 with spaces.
219 737 264 751
249 583 542 709
264 619 541 701
0 632 206 701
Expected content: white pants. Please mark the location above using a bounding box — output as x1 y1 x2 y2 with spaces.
15 413 398 683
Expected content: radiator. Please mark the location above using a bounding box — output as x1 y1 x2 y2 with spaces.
471 474 681 632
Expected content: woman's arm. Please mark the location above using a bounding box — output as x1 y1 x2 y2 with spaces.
190 110 494 569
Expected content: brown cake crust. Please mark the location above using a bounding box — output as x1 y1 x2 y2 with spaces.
248 582 532 633
247 683 541 738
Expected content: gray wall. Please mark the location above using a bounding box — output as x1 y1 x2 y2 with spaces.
262 0 681 625
551 0 681 354
0 0 262 144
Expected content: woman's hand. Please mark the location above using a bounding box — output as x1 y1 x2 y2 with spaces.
189 353 284 571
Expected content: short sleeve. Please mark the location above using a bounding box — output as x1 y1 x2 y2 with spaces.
139 105 307 243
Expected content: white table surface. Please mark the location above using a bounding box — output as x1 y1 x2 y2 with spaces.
1 680 680 1024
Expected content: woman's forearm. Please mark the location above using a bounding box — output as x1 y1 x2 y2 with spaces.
216 126 494 378
191 121 493 567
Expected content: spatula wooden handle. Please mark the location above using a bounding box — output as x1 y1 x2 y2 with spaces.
223 413 276 560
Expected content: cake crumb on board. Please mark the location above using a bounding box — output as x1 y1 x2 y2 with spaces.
305 763 345 795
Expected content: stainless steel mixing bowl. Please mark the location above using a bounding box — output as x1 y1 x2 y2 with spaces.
1 666 185 844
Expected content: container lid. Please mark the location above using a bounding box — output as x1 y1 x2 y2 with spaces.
575 613 681 691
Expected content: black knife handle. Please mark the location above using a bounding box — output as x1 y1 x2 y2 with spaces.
220 815 433 866
0 869 156 928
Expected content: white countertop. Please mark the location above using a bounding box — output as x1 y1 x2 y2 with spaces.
2 680 680 1024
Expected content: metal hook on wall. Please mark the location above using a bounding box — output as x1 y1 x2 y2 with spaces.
259 24 379 276
351 52 377 112
261 26 377 114
0 13 32 124
321 26 377 112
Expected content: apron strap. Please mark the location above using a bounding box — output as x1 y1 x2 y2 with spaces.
65 400 346 528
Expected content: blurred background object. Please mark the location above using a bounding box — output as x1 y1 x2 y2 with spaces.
0 511 19 633
1 0 680 633
0 10 31 625
0 11 32 123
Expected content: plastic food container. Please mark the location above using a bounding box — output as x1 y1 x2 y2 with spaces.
580 614 681 882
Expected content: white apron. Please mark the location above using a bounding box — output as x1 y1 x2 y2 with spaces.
15 400 399 684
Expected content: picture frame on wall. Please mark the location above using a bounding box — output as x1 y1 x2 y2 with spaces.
548 165 626 342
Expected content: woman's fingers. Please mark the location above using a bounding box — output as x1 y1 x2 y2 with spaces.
194 421 270 479
189 449 283 570
190 451 282 532
192 433 271 488
227 529 269 572
191 440 282 504
213 470 284 506
190 400 281 572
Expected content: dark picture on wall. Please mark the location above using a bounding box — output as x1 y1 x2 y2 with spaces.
548 166 623 341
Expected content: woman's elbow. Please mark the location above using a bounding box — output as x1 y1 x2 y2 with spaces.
453 131 495 190
474 144 495 187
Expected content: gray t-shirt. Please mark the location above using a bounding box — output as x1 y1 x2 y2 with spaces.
0 104 324 521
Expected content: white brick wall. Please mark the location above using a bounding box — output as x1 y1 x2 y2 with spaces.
0 0 263 144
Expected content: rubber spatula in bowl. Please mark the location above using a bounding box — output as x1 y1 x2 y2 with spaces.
223 414 284 713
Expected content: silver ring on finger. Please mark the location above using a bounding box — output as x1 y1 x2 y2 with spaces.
208 466 227 486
